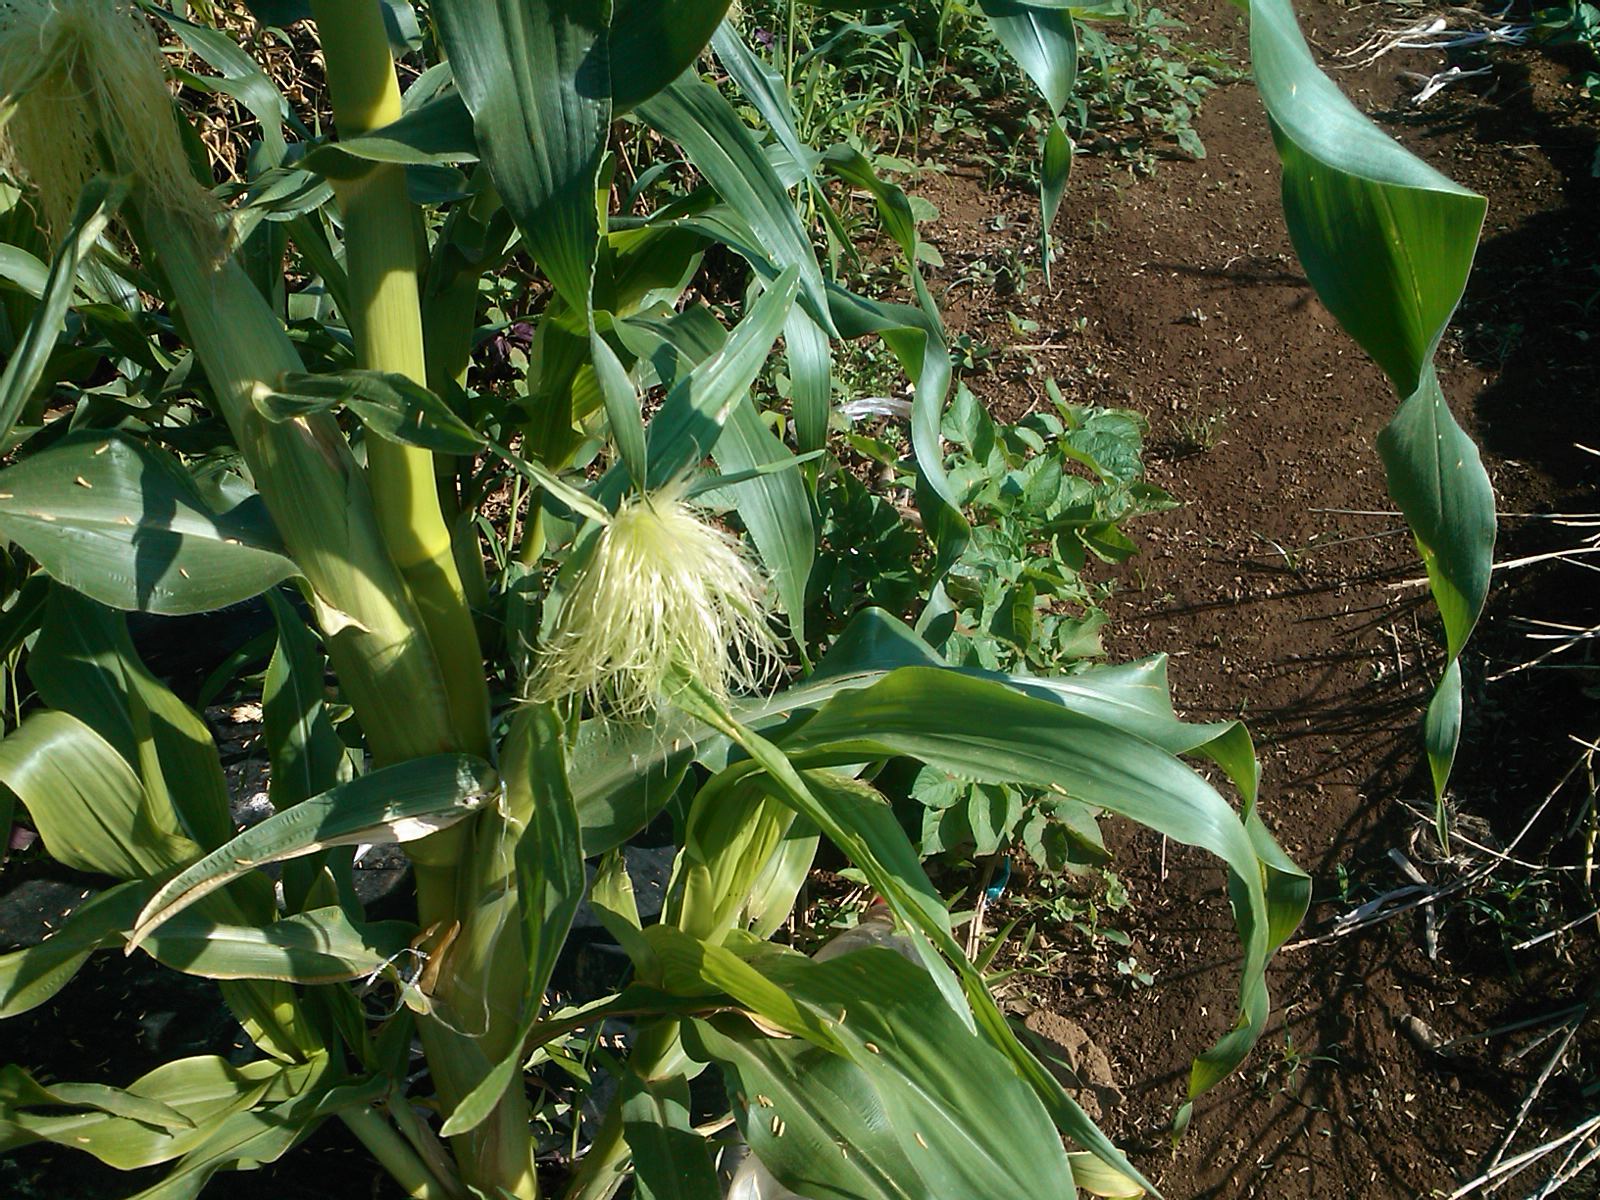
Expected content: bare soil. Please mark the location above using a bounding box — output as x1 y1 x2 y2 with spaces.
919 1 1600 1195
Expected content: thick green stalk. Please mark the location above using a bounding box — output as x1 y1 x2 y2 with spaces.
311 9 531 1198
144 225 455 767
312 0 489 760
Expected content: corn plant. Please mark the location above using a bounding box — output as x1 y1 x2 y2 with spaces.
0 1 1487 1198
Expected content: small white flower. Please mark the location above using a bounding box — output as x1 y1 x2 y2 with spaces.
530 480 782 718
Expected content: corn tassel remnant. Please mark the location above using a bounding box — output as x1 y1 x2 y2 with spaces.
531 481 782 718
0 0 218 247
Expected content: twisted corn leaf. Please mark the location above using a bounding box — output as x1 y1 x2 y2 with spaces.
673 683 1156 1192
1249 0 1492 814
0 1054 312 1170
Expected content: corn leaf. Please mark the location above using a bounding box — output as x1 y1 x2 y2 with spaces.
257 369 484 456
610 0 732 112
1040 118 1072 281
712 396 814 651
643 925 850 1054
0 880 150 1016
824 286 967 569
620 1074 721 1200
1250 0 1491 803
694 945 1079 1200
688 1020 928 1200
782 667 1286 1098
125 1071 383 1199
0 1055 302 1170
152 7 291 167
128 755 499 948
0 179 124 446
818 145 941 331
784 307 835 459
139 906 414 985
0 1065 192 1130
0 710 194 879
0 434 298 615
977 0 1078 117
262 593 348 812
31 588 235 851
639 74 836 335
641 266 799 491
303 92 478 176
433 0 609 310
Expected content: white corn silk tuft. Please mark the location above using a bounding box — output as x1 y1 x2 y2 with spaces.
0 0 217 243
532 481 782 718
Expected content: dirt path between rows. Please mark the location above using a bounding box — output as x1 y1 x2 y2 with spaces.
919 1 1600 1195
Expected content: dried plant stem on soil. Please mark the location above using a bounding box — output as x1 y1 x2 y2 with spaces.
1447 1111 1600 1198
1484 1016 1582 1172
1283 748 1588 950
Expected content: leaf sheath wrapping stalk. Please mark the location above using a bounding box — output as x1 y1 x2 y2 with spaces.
146 227 456 767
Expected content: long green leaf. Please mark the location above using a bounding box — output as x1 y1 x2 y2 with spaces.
818 145 941 330
1250 0 1491 809
262 593 348 812
0 880 149 1016
257 369 485 456
0 1055 301 1170
643 924 849 1053
0 710 193 878
639 73 836 335
126 1068 380 1198
978 0 1078 117
0 1065 192 1130
744 947 1077 1199
642 266 800 490
824 285 966 566
688 1020 927 1200
433 0 609 310
0 179 124 445
1252 1 1482 393
141 906 414 985
610 0 732 112
620 1074 721 1200
31 588 235 851
783 668 1279 1092
0 434 298 615
784 307 834 459
129 754 499 947
153 6 290 166
261 593 351 910
1376 382 1497 655
712 395 813 650
303 92 478 174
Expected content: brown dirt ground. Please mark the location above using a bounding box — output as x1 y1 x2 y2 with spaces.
917 1 1600 1196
